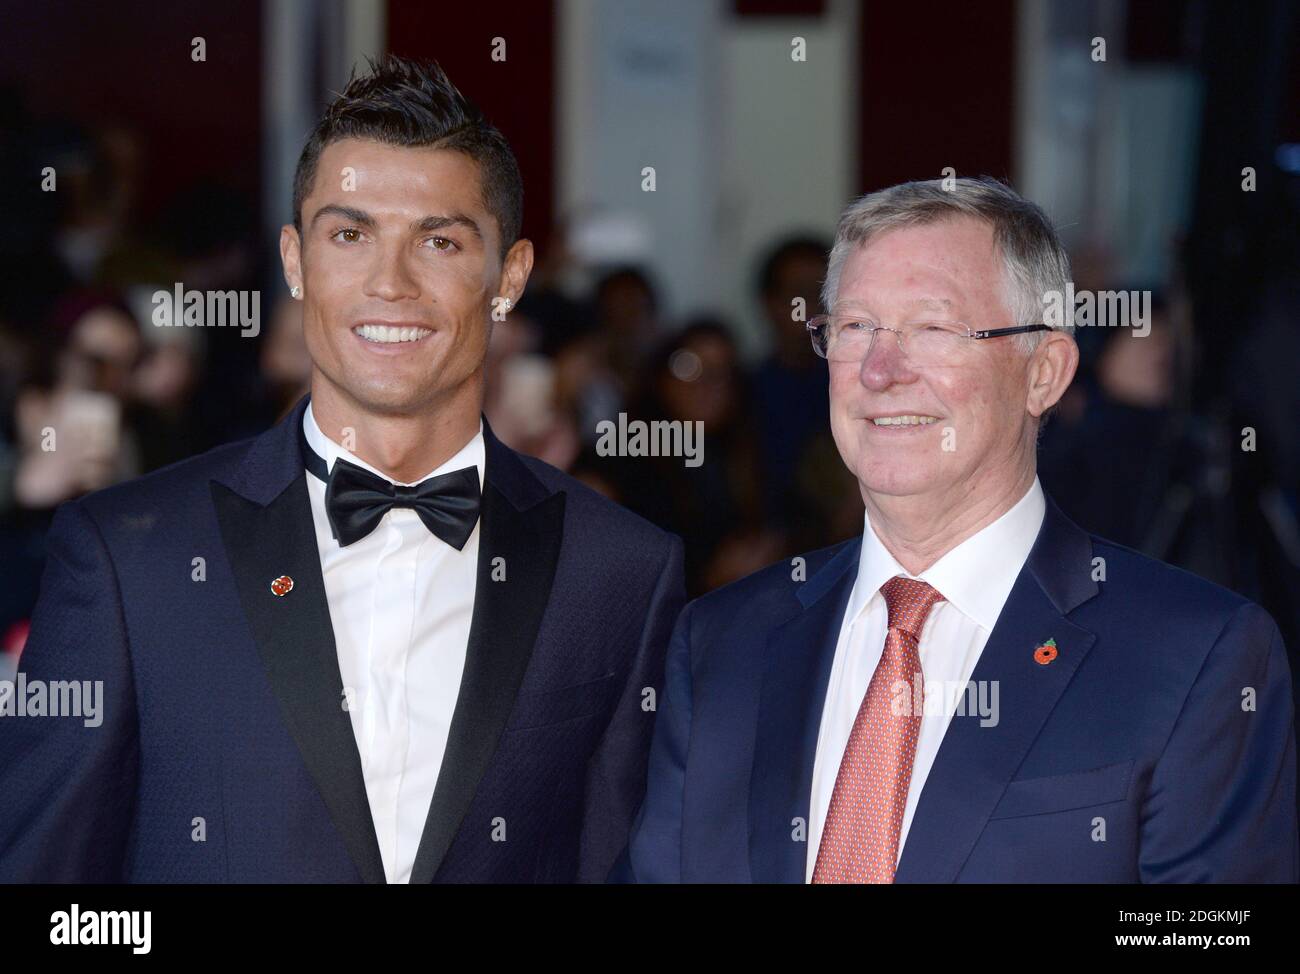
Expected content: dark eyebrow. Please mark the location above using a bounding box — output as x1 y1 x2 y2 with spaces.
412 213 483 240
310 204 375 230
310 204 482 241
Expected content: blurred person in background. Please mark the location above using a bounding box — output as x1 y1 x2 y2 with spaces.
48 123 145 287
517 219 600 358
0 315 49 651
613 319 777 595
11 291 144 512
593 265 661 392
482 302 581 471
153 181 264 444
1 291 143 655
752 237 832 506
751 236 859 554
128 322 205 473
256 293 313 424
551 324 622 454
550 264 663 444
1038 290 1232 580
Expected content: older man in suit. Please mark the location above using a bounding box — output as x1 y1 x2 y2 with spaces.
618 177 1297 883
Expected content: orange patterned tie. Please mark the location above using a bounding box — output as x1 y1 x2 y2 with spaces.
812 575 946 884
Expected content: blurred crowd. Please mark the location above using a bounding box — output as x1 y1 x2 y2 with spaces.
489 236 862 596
3 115 1299 688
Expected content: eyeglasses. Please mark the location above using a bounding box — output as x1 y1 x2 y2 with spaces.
806 315 1051 367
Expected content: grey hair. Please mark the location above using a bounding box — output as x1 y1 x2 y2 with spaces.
820 176 1073 352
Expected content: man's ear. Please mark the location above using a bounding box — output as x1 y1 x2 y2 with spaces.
497 238 535 306
279 224 304 296
1026 331 1079 418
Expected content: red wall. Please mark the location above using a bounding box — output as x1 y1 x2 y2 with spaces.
387 2 556 252
3 0 263 222
857 1 1016 192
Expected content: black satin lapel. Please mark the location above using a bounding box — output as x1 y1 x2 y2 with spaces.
408 482 566 883
211 475 387 885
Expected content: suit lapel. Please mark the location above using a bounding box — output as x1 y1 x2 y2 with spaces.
749 540 860 883
895 495 1099 882
408 419 565 883
211 396 387 884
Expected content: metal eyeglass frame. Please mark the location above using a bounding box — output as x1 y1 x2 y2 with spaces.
805 316 1052 360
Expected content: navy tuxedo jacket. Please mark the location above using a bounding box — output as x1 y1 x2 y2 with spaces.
619 494 1298 882
0 397 685 882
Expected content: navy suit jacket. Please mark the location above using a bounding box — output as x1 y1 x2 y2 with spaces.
0 396 685 882
619 493 1298 882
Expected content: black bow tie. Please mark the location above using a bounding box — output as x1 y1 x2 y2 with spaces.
301 425 481 549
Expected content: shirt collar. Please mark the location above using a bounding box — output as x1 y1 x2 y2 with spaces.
303 401 485 489
846 476 1046 632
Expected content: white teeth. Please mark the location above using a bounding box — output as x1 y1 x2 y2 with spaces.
356 324 431 344
872 415 939 426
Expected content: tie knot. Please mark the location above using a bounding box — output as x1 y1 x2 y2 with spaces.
879 575 945 638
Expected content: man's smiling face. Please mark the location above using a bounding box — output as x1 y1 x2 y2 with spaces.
828 216 1037 502
283 137 526 418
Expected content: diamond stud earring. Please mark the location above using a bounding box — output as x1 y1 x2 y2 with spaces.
290 286 301 299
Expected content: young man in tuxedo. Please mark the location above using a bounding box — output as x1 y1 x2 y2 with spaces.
0 55 685 883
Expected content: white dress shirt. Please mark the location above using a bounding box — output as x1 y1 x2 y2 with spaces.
303 404 484 884
805 477 1046 882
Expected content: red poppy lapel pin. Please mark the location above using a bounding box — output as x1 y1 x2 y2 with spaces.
1033 637 1058 665
270 575 294 597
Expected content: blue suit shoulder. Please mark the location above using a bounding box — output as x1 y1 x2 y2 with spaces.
1065 530 1286 698
66 436 257 536
679 537 858 635
1084 532 1263 627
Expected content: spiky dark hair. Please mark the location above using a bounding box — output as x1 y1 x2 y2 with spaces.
291 54 522 257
